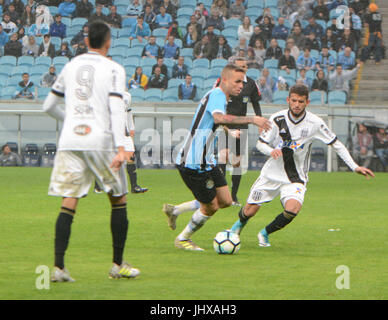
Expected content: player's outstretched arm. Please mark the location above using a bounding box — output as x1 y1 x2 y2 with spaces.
355 166 375 179
213 113 271 131
43 92 65 121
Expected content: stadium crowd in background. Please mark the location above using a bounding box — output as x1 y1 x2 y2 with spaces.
0 0 383 104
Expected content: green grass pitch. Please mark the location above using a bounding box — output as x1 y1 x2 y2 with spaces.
0 167 387 300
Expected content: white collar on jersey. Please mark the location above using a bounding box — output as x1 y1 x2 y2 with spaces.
287 109 306 125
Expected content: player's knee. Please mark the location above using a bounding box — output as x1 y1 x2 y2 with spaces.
219 198 233 209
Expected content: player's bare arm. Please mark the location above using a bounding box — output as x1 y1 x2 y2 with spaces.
213 113 271 131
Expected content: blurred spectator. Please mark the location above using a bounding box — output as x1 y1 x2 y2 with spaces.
285 38 299 61
211 0 228 19
194 7 206 30
50 14 66 39
152 56 168 77
193 34 213 60
205 8 224 31
360 3 383 65
58 0 76 18
230 48 247 62
106 5 122 29
246 47 262 69
313 0 329 21
238 16 253 42
374 128 388 171
161 0 177 20
41 65 57 87
257 76 272 103
296 47 316 71
337 47 356 70
167 20 183 40
129 66 148 89
316 46 335 72
321 28 336 51
27 5 52 37
127 0 143 17
205 25 218 49
7 4 21 25
304 17 324 40
297 68 312 89
0 25 9 54
26 0 37 13
258 15 274 43
96 0 113 7
17 26 26 42
186 15 202 40
71 23 88 49
214 35 232 60
148 66 167 89
162 35 179 59
154 5 172 29
1 13 18 35
350 0 369 16
249 25 266 48
74 40 87 56
251 38 266 62
352 123 373 169
12 0 25 18
55 41 72 58
328 63 361 97
327 0 347 11
281 0 296 19
22 34 39 56
21 5 36 27
141 4 156 30
288 24 305 49
327 17 340 37
278 48 296 73
4 32 22 56
256 8 275 26
183 24 198 49
14 72 35 99
172 56 188 79
335 28 356 52
305 32 320 51
178 74 197 100
349 7 362 44
76 0 93 19
89 4 107 23
265 38 282 60
311 69 328 92
272 17 289 41
0 144 22 167
130 16 151 43
232 37 247 55
195 3 209 18
261 67 275 90
228 0 245 20
142 35 162 58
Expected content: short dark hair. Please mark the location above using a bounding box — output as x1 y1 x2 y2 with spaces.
289 84 309 99
88 21 111 49
221 64 245 78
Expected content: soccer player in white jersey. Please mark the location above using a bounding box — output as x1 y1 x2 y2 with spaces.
229 84 374 247
43 21 140 282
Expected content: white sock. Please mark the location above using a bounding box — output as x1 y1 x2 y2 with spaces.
173 200 200 216
177 209 210 241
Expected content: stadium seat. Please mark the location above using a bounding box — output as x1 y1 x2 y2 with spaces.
18 56 34 67
130 88 145 102
0 86 17 99
7 75 22 86
110 47 128 58
264 59 279 70
122 17 137 28
245 8 262 19
265 0 278 9
12 66 29 77
174 39 183 48
191 77 204 89
118 28 132 38
328 90 347 105
127 47 143 58
272 90 289 104
22 143 40 167
190 67 209 80
162 87 178 102
246 68 261 80
277 39 286 49
61 17 72 28
207 67 223 80
124 57 140 68
30 65 47 77
37 87 51 100
168 78 183 89
144 88 163 102
0 74 8 85
316 19 327 30
111 56 123 65
142 66 153 77
204 78 216 90
152 28 168 38
269 7 280 19
72 17 88 28
163 58 175 69
180 0 196 9
116 5 127 16
193 58 210 69
248 1 264 9
310 91 327 105
181 48 193 58
0 65 13 77
224 19 241 29
0 55 17 67
53 56 69 66
30 75 42 87
221 28 238 39
114 0 128 6
130 38 145 48
210 58 227 69
113 38 131 49
48 6 58 16
177 7 194 19
141 57 157 67
176 17 190 28
40 143 57 168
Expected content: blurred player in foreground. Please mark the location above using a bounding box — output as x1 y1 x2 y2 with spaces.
43 21 140 282
228 84 374 247
163 64 271 251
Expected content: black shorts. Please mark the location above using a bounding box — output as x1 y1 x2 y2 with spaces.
177 165 227 204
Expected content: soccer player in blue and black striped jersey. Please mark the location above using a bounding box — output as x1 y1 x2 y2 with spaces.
164 64 271 251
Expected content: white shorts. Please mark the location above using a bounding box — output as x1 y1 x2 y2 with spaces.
246 176 306 207
48 150 128 198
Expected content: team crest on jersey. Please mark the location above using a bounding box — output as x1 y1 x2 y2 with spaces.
301 128 309 138
206 178 215 189
251 190 263 201
73 124 91 136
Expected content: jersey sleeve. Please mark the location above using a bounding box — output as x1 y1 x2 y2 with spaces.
315 118 337 145
206 89 226 115
109 65 126 98
51 64 66 97
258 114 279 146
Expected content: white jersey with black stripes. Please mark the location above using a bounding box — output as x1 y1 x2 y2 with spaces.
256 109 349 185
51 51 127 152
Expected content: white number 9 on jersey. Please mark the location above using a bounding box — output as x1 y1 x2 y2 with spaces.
75 65 95 100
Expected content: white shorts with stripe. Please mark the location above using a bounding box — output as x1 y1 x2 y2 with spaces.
48 150 128 198
246 176 306 207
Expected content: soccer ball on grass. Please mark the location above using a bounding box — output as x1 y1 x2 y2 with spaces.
213 230 241 254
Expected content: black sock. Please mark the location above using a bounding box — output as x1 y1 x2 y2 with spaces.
127 163 138 189
111 204 129 266
265 210 297 235
54 208 75 269
219 164 227 177
231 174 241 202
238 207 251 223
